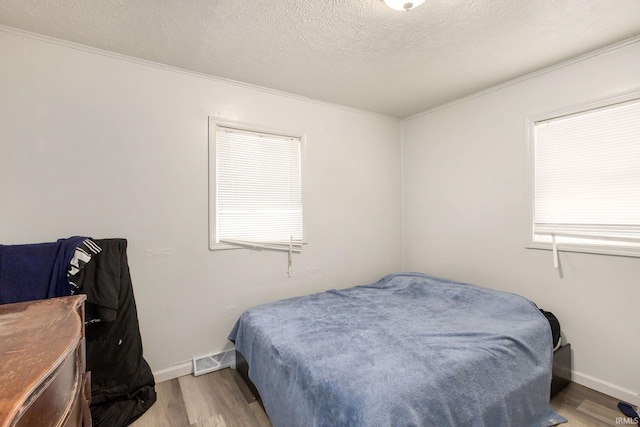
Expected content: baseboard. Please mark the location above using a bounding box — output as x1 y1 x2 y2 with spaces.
572 370 640 406
153 361 193 383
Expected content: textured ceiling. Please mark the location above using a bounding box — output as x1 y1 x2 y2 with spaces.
1 0 640 118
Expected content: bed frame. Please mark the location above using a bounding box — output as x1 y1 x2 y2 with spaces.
235 350 263 407
551 344 571 397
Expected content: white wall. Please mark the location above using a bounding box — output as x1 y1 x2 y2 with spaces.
3 24 638 404
0 28 402 379
402 38 640 405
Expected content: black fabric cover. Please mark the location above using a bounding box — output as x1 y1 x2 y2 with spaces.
540 309 561 349
71 238 156 427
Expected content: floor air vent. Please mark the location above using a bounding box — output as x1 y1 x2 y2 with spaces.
192 350 235 376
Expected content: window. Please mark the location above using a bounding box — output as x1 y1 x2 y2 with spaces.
528 94 640 262
209 119 304 254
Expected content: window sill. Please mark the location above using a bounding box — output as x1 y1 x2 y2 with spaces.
209 243 243 251
209 241 306 252
527 242 640 259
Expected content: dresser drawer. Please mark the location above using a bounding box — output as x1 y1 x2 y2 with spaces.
14 350 79 426
0 296 90 427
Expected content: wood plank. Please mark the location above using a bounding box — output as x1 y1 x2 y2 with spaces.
129 379 190 427
577 400 622 426
551 382 625 427
202 368 262 427
178 373 225 425
194 414 227 427
552 403 614 427
248 402 272 427
229 367 257 404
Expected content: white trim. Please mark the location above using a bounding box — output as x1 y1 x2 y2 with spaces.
526 89 640 125
208 117 306 251
209 118 306 141
153 361 193 383
400 118 407 271
524 89 640 260
219 239 304 253
405 35 640 122
524 117 537 255
527 242 640 259
572 370 640 407
0 24 399 122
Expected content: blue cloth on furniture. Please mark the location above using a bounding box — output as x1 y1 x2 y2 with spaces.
229 272 567 427
0 236 87 304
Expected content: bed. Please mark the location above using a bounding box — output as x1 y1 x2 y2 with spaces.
228 272 567 427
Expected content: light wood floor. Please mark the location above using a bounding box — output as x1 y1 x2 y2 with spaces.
130 368 270 427
130 368 629 426
551 382 632 427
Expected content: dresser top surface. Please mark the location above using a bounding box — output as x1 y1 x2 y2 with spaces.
0 295 86 424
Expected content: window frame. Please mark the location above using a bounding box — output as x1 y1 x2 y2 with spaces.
208 117 306 251
525 90 640 259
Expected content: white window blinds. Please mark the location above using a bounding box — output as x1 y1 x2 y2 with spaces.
533 97 640 255
213 125 303 252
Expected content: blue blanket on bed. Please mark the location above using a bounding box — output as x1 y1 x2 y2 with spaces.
229 272 567 427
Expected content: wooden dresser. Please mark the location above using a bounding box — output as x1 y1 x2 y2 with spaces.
0 295 91 427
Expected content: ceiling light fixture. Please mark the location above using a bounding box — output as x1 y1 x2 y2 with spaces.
383 0 426 11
